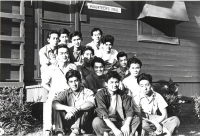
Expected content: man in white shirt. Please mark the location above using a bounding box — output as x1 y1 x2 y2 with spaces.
95 35 118 73
135 73 180 136
86 27 103 55
42 44 77 135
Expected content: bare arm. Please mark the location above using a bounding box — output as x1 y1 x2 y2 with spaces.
152 107 168 123
76 101 94 111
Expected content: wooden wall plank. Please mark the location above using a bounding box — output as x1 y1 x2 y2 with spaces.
0 82 23 87
0 12 24 20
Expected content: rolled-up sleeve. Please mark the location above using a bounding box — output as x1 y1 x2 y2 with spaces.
95 91 109 119
53 91 68 105
84 89 95 106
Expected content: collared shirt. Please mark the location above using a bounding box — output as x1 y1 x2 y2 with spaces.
69 46 84 63
53 86 95 107
134 91 168 115
41 63 77 94
95 88 134 120
86 41 103 55
39 44 57 73
85 71 106 94
122 75 141 98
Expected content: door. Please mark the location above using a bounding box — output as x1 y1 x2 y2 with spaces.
34 1 76 80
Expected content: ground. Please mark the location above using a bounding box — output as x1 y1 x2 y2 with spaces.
25 103 200 136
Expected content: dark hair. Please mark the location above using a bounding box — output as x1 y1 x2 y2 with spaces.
127 57 142 68
105 71 121 82
137 73 152 84
101 35 114 45
69 31 82 42
59 28 70 37
117 52 127 61
91 57 105 68
91 27 103 36
65 70 81 82
47 30 59 39
81 46 94 55
55 44 69 54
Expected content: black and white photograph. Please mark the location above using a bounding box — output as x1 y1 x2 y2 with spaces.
0 0 200 135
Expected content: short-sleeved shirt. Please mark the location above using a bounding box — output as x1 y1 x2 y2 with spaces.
95 88 134 120
95 49 118 64
53 86 95 107
95 49 118 73
122 75 141 98
39 44 57 74
86 41 103 55
134 91 168 115
41 63 77 94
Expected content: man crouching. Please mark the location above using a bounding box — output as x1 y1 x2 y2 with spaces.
93 71 140 136
52 70 95 136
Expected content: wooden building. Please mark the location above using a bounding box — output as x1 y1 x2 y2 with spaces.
1 1 200 98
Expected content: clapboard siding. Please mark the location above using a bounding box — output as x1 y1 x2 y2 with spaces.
178 83 200 97
81 1 200 86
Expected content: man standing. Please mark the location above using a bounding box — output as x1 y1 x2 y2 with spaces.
42 44 77 135
52 70 95 136
93 71 140 136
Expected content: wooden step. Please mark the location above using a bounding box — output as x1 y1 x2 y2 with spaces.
0 82 23 88
0 12 24 20
0 58 24 65
0 35 24 42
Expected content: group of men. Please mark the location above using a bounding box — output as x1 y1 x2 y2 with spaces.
39 28 180 136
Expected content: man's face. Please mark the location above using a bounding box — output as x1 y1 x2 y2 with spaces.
129 63 141 77
68 77 80 92
91 30 101 43
106 77 119 92
57 48 70 63
119 56 128 68
48 33 59 46
94 62 104 76
103 42 112 53
71 35 82 48
139 80 152 95
83 50 93 63
59 34 68 44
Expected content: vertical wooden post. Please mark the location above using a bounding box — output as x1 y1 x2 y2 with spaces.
75 0 80 31
19 0 25 104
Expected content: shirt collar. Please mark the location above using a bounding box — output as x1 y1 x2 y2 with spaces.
139 90 156 103
104 88 121 96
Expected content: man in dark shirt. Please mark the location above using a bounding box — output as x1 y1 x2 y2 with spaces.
92 71 140 136
84 57 106 94
76 46 94 81
52 70 95 136
115 52 129 80
68 31 84 63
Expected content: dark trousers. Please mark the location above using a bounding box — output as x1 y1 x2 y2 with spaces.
52 109 89 135
92 116 140 136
